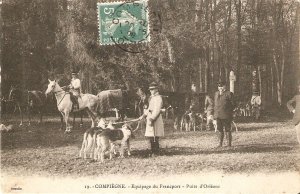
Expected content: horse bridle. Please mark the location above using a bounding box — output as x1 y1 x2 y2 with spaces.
52 84 68 106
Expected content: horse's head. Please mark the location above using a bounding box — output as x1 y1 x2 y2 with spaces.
8 85 17 101
136 87 148 102
45 79 58 96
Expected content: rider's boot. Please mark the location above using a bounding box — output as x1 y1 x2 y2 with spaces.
226 131 232 147
71 95 79 111
74 100 79 110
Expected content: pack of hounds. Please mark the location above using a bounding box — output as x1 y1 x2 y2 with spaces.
79 118 138 163
179 111 238 132
234 101 255 117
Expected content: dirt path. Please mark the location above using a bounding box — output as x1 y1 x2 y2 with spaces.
1 117 300 193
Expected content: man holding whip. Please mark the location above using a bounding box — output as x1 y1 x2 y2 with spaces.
139 82 165 157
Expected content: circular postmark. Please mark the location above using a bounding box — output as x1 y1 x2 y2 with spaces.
111 1 150 53
112 2 149 42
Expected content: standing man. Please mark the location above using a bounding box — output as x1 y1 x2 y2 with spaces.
139 82 164 157
214 81 235 148
69 70 81 110
204 93 214 130
287 82 300 145
190 83 199 114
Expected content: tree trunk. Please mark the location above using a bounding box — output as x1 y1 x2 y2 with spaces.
199 58 203 92
0 3 2 118
280 42 285 106
271 65 275 105
234 0 242 96
272 48 282 106
258 66 262 97
205 60 209 93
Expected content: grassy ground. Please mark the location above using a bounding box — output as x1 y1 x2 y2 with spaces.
1 114 299 178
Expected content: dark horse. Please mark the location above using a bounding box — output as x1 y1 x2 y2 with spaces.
96 89 140 121
134 87 149 117
8 86 46 126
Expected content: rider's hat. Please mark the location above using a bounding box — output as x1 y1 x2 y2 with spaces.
71 70 78 75
149 82 159 90
217 81 225 87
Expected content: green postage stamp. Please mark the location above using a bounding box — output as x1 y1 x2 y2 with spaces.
97 0 150 45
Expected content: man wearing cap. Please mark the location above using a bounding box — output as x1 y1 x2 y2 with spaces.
69 71 81 111
139 82 164 157
214 81 235 147
287 81 300 145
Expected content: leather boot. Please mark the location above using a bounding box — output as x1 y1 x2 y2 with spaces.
226 132 232 147
154 137 160 155
149 138 155 156
216 132 224 148
70 94 78 111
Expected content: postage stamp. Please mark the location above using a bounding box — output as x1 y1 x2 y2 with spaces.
97 0 150 45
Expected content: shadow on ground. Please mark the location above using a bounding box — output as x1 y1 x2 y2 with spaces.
130 143 297 158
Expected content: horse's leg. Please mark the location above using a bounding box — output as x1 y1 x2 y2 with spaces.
18 104 23 126
60 112 64 131
86 109 96 128
64 111 71 133
174 117 178 130
80 111 83 128
139 106 144 117
27 106 31 126
134 102 139 117
73 112 76 129
39 107 43 124
120 109 126 121
13 104 17 114
117 109 122 121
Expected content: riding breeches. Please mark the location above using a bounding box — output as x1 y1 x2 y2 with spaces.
216 118 232 132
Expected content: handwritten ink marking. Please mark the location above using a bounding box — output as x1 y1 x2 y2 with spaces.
11 187 22 191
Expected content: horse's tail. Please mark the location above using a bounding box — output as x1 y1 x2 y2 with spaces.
86 94 101 121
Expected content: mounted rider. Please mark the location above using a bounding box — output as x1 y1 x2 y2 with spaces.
69 70 81 111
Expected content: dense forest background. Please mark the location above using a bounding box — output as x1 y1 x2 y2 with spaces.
1 0 299 110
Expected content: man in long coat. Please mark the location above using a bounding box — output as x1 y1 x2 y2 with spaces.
214 81 235 147
287 82 300 145
139 82 164 157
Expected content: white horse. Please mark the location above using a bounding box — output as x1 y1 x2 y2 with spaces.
45 79 99 133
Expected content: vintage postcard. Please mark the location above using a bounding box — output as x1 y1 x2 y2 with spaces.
1 0 300 193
